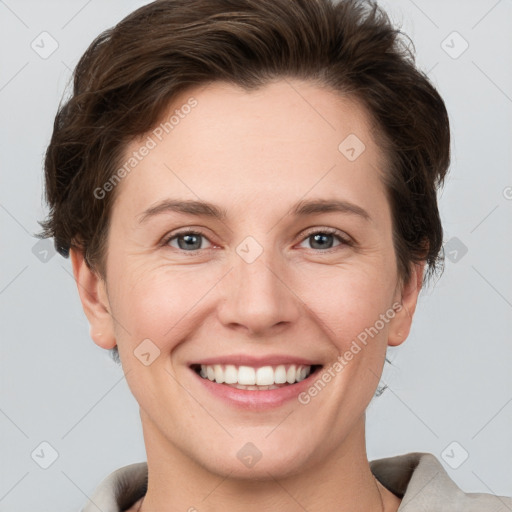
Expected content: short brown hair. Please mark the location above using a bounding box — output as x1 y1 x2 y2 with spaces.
38 0 450 287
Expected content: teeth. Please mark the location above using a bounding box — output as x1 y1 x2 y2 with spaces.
275 365 287 384
214 364 224 384
238 366 256 385
256 366 274 385
224 365 238 384
197 364 312 387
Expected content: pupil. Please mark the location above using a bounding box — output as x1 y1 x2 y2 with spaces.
179 234 201 250
311 233 333 249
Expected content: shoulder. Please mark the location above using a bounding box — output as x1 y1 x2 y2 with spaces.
81 462 148 512
370 452 512 511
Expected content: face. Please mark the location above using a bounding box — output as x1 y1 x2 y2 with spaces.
74 79 421 479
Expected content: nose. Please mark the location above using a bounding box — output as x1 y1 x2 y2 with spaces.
216 245 301 337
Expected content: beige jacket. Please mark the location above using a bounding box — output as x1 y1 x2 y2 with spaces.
81 452 512 511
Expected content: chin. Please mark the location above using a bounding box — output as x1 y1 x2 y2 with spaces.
189 435 319 481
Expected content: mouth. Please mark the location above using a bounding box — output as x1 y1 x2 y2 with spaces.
190 363 323 391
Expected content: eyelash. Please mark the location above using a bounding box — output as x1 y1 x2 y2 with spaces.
161 227 353 253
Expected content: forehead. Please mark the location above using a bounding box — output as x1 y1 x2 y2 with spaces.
111 79 388 222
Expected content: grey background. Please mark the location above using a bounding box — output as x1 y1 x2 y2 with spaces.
0 0 511 511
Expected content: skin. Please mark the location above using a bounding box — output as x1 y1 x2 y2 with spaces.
71 79 423 512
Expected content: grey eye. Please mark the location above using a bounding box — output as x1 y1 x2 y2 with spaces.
168 232 212 251
299 232 342 250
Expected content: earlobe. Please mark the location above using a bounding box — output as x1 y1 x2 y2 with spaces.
387 262 425 347
69 248 117 350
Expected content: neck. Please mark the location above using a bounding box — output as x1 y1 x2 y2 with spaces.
137 412 396 512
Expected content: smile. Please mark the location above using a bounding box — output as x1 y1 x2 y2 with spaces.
193 363 318 390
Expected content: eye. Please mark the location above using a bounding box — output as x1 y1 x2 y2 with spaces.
162 227 352 253
297 228 351 251
164 230 213 251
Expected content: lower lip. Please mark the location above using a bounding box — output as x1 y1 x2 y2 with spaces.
191 367 320 409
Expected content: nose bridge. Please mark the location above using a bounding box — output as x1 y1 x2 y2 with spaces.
217 236 299 334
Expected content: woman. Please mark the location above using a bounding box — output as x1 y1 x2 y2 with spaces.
38 0 511 510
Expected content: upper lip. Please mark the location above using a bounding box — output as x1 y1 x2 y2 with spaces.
189 354 322 367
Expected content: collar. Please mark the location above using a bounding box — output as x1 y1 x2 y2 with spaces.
81 452 511 512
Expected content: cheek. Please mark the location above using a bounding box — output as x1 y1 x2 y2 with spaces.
298 260 397 350
109 263 221 348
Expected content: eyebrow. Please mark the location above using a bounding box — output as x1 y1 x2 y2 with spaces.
137 198 370 224
138 199 228 223
291 198 370 221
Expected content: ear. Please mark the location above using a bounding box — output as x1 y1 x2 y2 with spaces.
70 247 117 350
387 262 425 347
